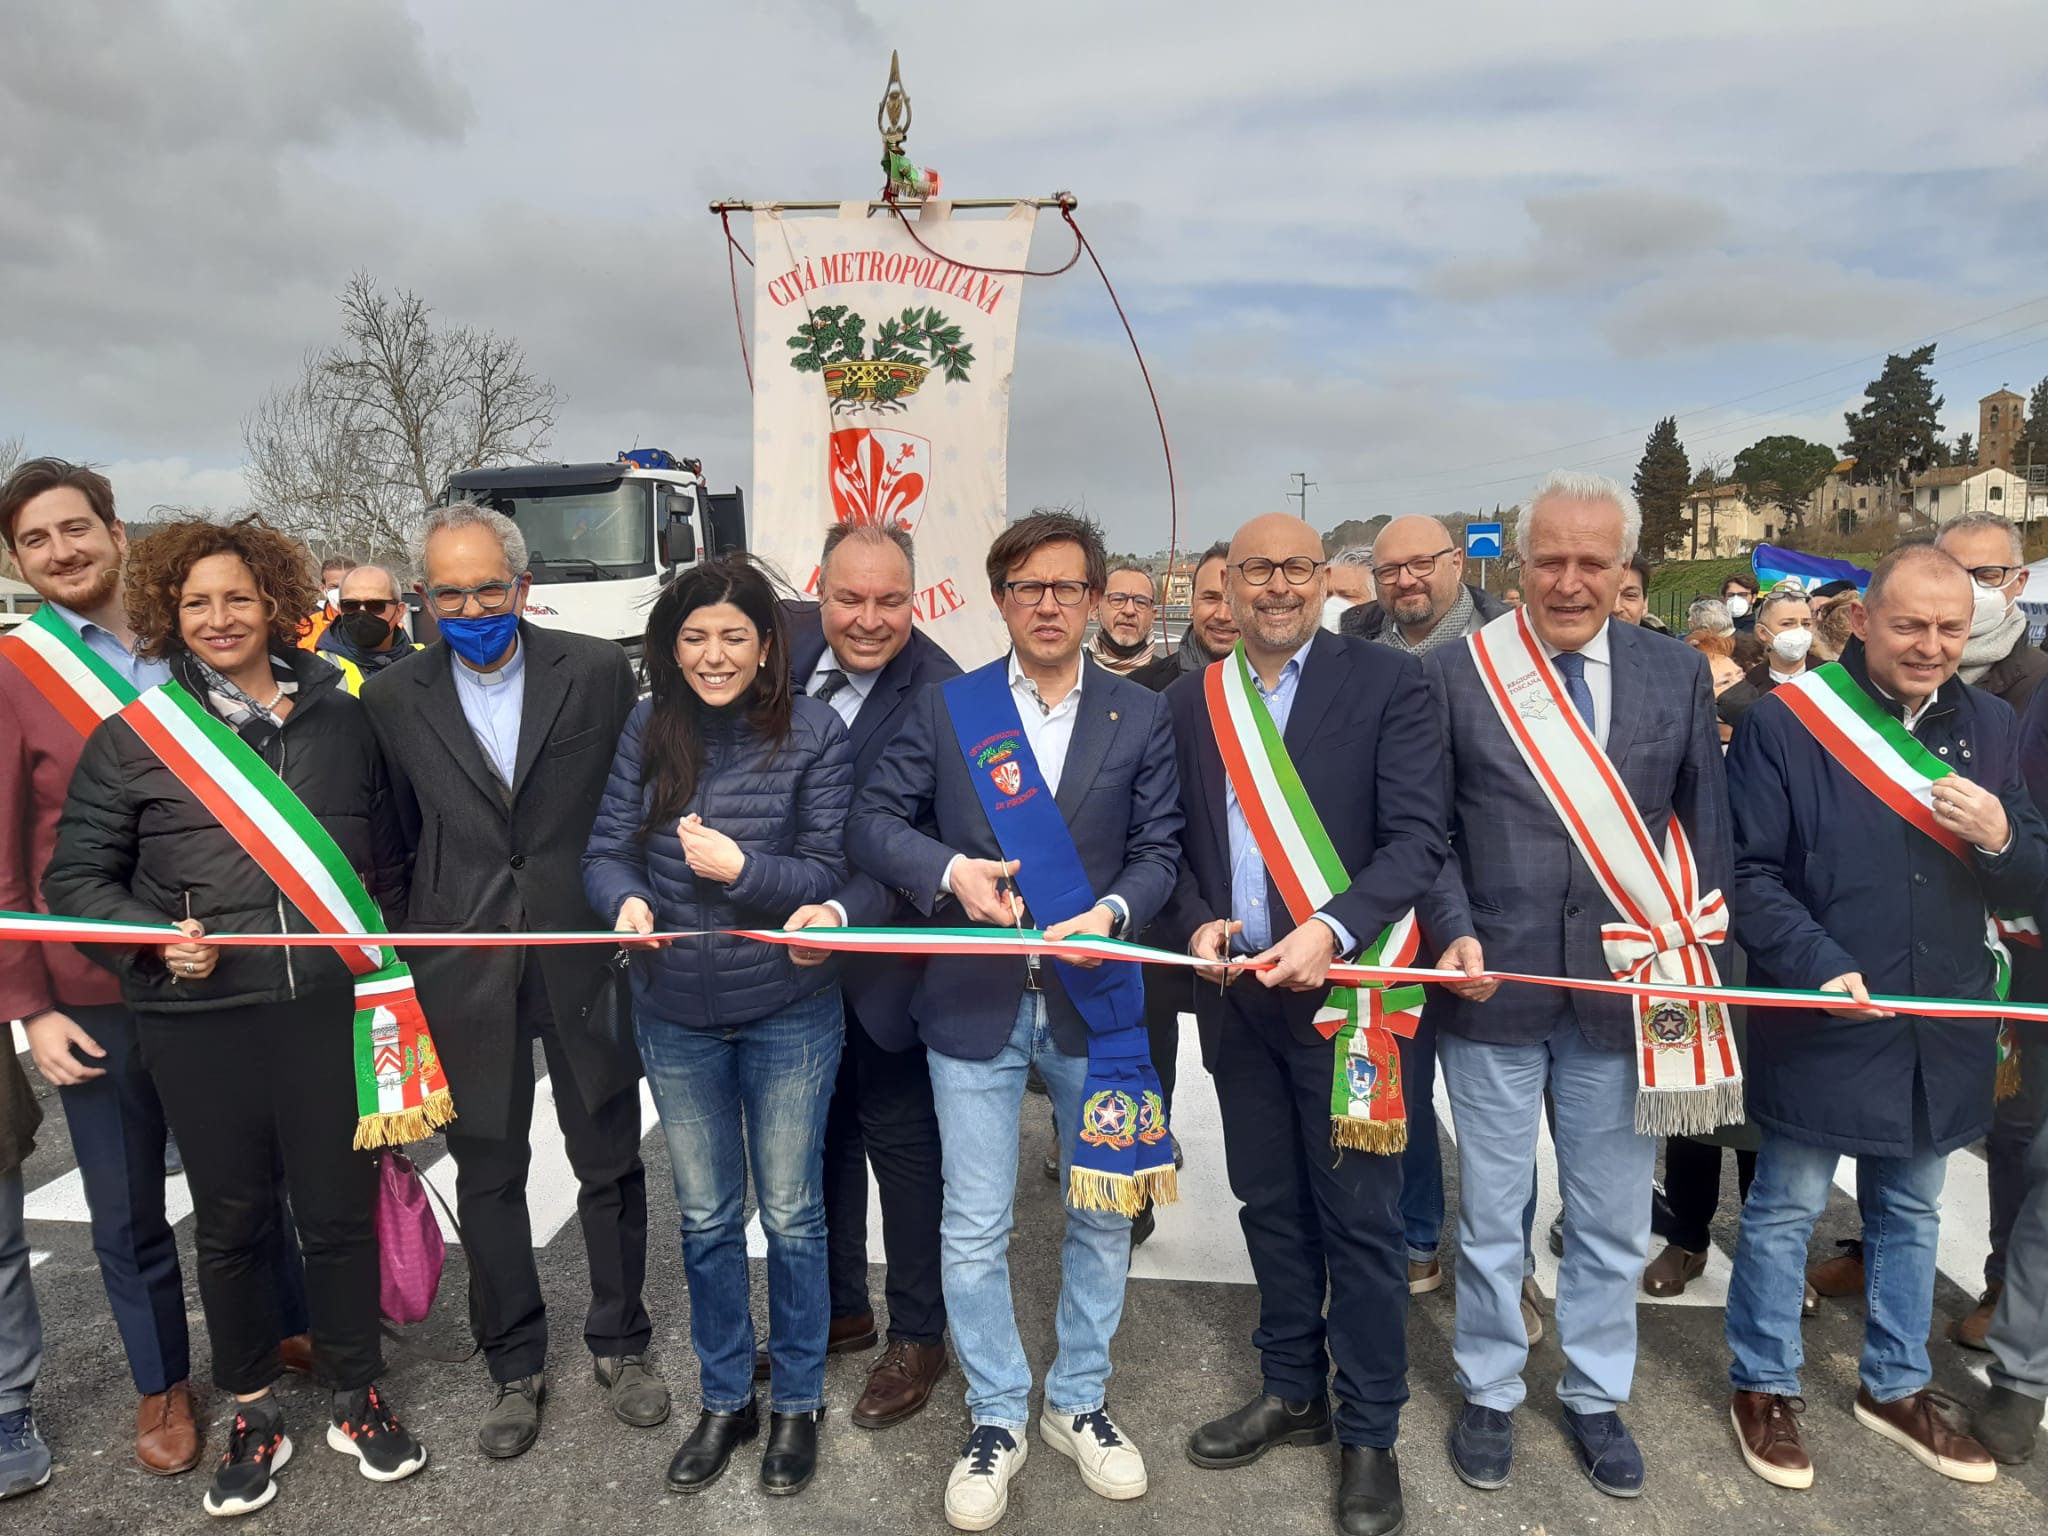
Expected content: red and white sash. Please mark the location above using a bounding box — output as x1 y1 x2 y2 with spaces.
1468 610 1742 1133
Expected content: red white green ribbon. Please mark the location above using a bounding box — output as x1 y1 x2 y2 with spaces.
1205 644 1419 1153
116 684 453 1148
1469 610 1743 1135
0 603 141 731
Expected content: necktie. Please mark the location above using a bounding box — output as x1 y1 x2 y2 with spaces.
1554 650 1596 734
811 668 849 703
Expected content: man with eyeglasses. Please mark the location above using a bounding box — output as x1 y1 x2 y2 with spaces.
848 510 1182 1530
360 503 664 1460
1341 515 1509 656
1936 514 2048 716
314 565 421 694
1088 564 1159 675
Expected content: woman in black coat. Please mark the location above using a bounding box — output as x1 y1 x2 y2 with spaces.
584 556 852 1498
42 516 427 1516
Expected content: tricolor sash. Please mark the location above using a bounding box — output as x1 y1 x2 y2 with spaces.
1468 611 1743 1134
942 661 1173 1215
116 682 454 1148
0 602 141 727
1777 662 2026 1099
1203 643 1421 1154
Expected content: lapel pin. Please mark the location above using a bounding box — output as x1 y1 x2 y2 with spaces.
1109 711 1119 721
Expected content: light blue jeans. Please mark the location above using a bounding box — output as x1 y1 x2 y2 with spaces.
1727 1117 1947 1403
0 1169 39 1414
1439 1026 1654 1414
926 992 1132 1431
637 986 844 1414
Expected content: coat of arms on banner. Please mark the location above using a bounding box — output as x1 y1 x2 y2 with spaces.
828 426 931 531
989 759 1022 796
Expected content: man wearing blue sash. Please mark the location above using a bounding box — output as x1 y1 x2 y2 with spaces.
847 510 1183 1531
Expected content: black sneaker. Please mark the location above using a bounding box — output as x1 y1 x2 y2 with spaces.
327 1385 427 1483
203 1398 291 1517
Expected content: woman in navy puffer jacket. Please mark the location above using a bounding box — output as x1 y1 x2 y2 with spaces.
582 556 851 1497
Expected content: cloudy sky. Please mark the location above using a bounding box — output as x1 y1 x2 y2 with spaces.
6 0 2048 556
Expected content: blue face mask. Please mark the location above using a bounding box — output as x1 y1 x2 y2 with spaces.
439 610 520 669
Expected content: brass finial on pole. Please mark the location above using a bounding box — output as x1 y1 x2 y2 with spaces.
878 50 912 160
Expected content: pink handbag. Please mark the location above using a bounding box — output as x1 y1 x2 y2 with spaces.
376 1150 445 1326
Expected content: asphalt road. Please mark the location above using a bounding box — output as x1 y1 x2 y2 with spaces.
7 1021 2043 1536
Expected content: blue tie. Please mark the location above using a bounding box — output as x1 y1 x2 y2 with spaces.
1554 650 1596 734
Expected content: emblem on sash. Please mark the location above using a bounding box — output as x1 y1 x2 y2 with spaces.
1346 1052 1379 1101
1135 1090 1167 1146
1646 1000 1700 1049
990 760 1021 795
1079 1089 1137 1150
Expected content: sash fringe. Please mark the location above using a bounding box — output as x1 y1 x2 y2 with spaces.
1136 1164 1179 1208
1633 1078 1746 1138
1331 1116 1406 1155
1996 1046 2022 1104
353 1089 457 1151
1067 1168 1145 1219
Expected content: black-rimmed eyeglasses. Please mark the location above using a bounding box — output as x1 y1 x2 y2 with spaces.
1230 557 1324 588
1370 547 1457 587
1001 579 1093 608
1963 563 2024 589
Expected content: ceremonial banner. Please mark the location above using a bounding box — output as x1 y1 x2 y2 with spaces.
751 202 1039 669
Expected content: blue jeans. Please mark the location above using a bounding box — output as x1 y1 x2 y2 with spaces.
1439 1026 1654 1414
1728 1117 1947 1403
638 986 844 1414
0 1168 39 1414
926 992 1132 1431
1399 1011 1445 1263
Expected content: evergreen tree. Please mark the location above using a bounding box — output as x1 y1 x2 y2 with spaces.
1734 435 1837 532
1953 431 1975 466
1840 344 1944 489
1632 417 1691 557
2016 375 2048 471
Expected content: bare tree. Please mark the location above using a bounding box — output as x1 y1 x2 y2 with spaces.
243 273 558 564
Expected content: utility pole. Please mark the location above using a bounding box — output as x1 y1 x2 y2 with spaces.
1290 471 1317 519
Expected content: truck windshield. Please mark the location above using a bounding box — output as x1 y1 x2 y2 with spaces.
495 483 653 578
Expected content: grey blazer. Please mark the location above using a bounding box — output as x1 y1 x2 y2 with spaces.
361 623 642 1138
1416 618 1733 1051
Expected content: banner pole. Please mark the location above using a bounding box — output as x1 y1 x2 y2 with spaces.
710 196 1076 213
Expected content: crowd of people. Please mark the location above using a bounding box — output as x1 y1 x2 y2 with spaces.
1 455 2045 1535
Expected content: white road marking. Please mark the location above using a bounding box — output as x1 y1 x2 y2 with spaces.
1129 1020 1252 1285
10 1019 26 1056
27 1167 193 1227
30 1249 49 1269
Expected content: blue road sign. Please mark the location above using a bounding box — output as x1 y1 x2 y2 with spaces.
1465 521 1503 561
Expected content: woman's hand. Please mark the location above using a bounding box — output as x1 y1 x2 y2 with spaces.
614 896 668 951
678 814 747 884
783 903 841 967
161 918 218 982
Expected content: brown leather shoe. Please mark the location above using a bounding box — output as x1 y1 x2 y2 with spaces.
1643 1243 1708 1298
1731 1391 1812 1489
1854 1386 1998 1483
1407 1257 1442 1295
753 1310 880 1380
135 1381 202 1476
1807 1241 1864 1300
277 1333 315 1376
851 1339 949 1429
1949 1282 2002 1352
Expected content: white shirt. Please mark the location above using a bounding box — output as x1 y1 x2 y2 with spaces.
1769 666 1802 686
804 651 879 729
451 641 526 785
1537 621 1613 750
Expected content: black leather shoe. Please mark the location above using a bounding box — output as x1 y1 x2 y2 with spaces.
476 1374 546 1459
760 1407 823 1495
1186 1392 1332 1469
1338 1445 1404 1536
665 1400 760 1493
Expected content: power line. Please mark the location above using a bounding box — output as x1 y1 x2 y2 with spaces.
1289 470 1317 518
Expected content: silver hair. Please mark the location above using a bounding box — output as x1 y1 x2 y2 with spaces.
1687 597 1734 635
1936 509 2024 564
340 562 403 600
1328 546 1375 567
1754 587 1810 625
1516 470 1643 562
417 502 527 577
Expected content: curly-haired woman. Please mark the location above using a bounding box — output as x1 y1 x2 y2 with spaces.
42 516 428 1516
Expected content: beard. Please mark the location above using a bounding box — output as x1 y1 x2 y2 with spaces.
1235 594 1319 653
46 560 121 610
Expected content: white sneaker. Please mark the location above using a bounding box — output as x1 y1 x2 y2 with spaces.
945 1424 1028 1531
1038 1406 1148 1500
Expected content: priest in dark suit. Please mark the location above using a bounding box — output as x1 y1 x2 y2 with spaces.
777 524 962 1429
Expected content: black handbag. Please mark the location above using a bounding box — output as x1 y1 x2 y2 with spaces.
573 947 638 1056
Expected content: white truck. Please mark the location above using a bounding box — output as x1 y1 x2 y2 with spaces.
444 450 746 666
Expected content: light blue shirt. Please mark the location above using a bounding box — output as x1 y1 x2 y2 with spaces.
451 640 526 786
803 651 879 729
50 603 170 693
1226 645 1356 957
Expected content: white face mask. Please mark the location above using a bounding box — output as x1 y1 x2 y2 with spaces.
1724 594 1750 619
1321 595 1351 633
1971 582 2012 634
1769 627 1813 664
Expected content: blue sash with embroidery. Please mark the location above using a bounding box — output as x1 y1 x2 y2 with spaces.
943 660 1174 1214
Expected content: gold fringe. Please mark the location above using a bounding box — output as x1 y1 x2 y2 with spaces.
1136 1163 1180 1208
1066 1168 1144 1219
352 1090 458 1151
1996 1046 2022 1104
1331 1116 1406 1155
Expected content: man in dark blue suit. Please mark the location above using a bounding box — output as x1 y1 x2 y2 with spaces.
1419 471 1733 1499
774 524 961 1430
1161 513 1448 1536
846 511 1181 1531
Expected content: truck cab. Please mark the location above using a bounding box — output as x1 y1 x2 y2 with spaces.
445 451 745 666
